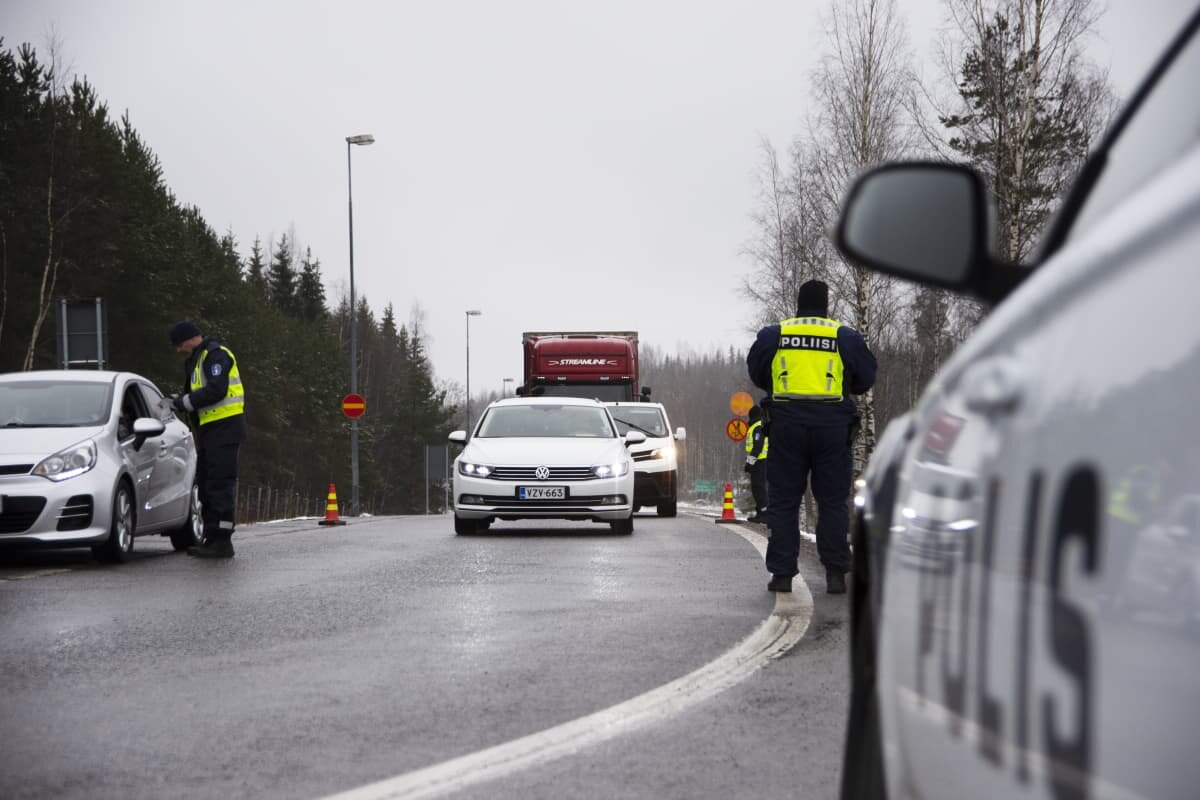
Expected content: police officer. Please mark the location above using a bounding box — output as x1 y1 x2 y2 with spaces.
746 280 876 594
168 320 247 559
744 402 769 522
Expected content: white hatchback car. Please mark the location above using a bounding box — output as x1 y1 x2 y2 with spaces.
0 370 202 562
449 396 643 535
606 401 686 517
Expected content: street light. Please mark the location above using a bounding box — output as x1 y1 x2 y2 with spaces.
502 377 514 397
346 132 375 516
465 309 482 432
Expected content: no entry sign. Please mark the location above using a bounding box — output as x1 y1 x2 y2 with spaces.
342 393 366 419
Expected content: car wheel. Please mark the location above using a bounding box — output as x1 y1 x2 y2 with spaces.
94 482 136 563
454 514 478 535
169 482 204 551
657 497 677 517
632 503 642 513
841 511 887 799
610 515 633 535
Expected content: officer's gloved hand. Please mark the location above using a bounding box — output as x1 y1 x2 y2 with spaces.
743 462 752 473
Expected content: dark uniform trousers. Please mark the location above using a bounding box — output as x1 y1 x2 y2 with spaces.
748 461 768 513
197 441 240 540
765 421 851 577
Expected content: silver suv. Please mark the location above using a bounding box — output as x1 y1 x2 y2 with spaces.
836 9 1200 800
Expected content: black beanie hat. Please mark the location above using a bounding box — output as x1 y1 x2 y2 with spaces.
169 320 201 346
796 280 829 316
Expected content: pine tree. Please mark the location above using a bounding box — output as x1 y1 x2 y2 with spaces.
246 236 268 300
267 233 297 315
297 246 326 322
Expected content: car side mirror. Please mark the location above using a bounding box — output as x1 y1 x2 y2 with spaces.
674 427 686 441
835 161 991 291
624 431 646 447
132 417 165 451
448 431 467 445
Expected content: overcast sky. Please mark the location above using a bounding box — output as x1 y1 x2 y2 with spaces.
2 1 1195 400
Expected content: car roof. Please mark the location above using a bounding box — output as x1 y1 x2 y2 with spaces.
606 401 665 409
0 370 130 384
488 396 607 408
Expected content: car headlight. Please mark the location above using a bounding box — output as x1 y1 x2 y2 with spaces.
33 440 97 482
592 460 630 478
650 444 676 461
458 461 492 477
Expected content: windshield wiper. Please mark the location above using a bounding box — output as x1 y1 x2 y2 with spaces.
618 420 660 437
2 422 83 428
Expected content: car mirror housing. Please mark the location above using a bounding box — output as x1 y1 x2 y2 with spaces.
131 416 165 452
836 161 992 290
448 431 467 445
624 431 647 447
674 427 686 441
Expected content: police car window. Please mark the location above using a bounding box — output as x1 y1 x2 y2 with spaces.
136 382 172 422
1068 21 1200 240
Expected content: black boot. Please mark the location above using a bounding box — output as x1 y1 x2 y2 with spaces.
767 574 793 593
826 569 846 594
187 538 235 558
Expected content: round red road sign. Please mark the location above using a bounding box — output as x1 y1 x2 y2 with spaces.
342 393 366 419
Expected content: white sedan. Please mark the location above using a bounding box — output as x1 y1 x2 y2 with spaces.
0 370 202 562
449 396 644 535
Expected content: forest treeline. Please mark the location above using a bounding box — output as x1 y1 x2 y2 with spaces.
0 41 455 513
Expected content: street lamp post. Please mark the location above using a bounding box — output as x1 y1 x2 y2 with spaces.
465 309 482 432
346 133 375 516
502 377 514 397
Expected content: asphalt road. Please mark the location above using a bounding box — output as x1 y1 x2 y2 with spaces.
0 510 850 799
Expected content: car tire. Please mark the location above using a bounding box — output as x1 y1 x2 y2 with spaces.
94 481 136 564
610 515 634 535
632 503 642 513
840 511 887 800
657 497 677 517
169 482 204 551
454 514 479 536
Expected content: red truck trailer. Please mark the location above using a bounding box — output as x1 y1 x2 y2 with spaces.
520 331 644 402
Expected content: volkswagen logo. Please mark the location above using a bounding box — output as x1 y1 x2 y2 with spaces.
534 465 551 480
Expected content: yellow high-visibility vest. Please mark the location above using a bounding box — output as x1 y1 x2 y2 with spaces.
771 316 844 402
745 420 768 460
190 344 245 425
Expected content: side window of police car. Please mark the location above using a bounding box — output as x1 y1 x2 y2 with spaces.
1065 16 1200 242
136 382 171 423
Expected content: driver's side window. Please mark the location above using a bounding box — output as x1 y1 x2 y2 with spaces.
118 386 147 441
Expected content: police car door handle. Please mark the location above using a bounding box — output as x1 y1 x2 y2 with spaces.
963 356 1026 416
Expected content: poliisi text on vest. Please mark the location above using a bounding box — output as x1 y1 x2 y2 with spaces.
780 335 838 352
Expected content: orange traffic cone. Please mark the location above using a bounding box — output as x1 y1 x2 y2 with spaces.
318 482 346 526
714 482 739 524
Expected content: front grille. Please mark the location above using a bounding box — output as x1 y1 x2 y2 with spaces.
0 464 34 476
0 496 47 533
57 495 94 531
475 494 625 507
487 466 597 481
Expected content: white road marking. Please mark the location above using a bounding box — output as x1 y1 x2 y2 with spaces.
323 523 811 800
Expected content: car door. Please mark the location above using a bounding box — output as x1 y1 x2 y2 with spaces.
135 380 195 526
116 379 161 528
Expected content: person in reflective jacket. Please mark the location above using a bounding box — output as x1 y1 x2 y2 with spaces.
746 280 876 594
168 320 248 559
744 402 769 522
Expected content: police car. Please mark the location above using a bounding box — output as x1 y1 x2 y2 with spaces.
836 8 1200 800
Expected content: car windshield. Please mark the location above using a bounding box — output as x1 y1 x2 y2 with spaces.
0 380 112 427
476 404 615 438
608 406 668 437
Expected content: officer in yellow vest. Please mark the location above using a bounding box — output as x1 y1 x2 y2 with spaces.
744 402 769 522
169 320 247 559
747 280 876 594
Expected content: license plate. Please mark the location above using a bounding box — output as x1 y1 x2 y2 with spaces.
519 486 566 500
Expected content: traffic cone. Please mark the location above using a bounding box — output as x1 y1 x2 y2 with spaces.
318 482 346 526
714 482 739 524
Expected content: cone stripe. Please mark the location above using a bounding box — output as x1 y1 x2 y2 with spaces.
319 482 347 526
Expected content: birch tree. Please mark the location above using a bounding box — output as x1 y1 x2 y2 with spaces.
808 0 916 469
